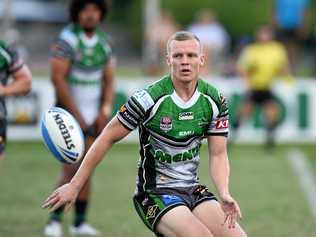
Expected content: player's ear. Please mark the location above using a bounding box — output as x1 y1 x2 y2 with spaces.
199 53 205 67
166 54 171 66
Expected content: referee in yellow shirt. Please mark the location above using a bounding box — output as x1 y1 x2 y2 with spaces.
233 25 292 149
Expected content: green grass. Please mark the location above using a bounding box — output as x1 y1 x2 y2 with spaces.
0 142 315 237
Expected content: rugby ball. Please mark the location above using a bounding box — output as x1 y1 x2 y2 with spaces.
41 107 85 164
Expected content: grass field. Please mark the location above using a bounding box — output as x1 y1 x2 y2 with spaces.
0 142 316 237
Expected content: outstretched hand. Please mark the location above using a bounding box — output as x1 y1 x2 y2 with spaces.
42 183 79 213
220 193 242 229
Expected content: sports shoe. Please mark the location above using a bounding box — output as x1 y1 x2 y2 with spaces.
69 223 101 236
44 221 63 237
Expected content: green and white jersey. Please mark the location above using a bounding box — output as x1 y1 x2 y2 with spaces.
0 41 24 117
51 24 112 125
117 75 229 193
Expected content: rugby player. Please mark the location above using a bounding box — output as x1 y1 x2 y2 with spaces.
43 31 247 237
233 25 292 149
44 0 114 236
0 40 32 160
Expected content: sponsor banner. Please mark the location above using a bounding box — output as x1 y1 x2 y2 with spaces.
7 77 316 143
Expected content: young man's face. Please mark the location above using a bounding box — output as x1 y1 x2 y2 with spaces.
78 4 102 32
167 39 205 83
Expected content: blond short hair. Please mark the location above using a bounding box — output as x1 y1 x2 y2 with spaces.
166 31 202 54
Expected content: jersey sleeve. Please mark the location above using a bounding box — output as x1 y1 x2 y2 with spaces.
205 93 229 137
116 89 155 130
50 38 75 60
4 43 24 74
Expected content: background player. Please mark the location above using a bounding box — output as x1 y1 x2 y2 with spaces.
44 0 114 236
233 25 292 149
42 31 247 237
0 40 32 161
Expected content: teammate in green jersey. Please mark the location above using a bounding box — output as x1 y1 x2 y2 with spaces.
44 1 114 236
0 40 31 161
43 31 247 237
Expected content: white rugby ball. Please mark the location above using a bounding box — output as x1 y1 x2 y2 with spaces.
41 107 85 164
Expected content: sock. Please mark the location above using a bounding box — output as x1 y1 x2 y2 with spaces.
74 200 88 227
266 121 278 148
50 206 64 222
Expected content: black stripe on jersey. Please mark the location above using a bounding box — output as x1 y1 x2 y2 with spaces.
206 132 228 137
125 103 141 120
127 100 143 118
137 125 156 192
148 129 201 148
119 108 139 127
130 96 146 115
218 112 229 118
117 114 135 130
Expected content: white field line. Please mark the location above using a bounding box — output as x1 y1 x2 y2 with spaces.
287 149 316 219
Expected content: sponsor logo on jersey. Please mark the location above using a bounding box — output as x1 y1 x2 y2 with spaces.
133 90 154 111
153 146 199 163
179 130 194 136
146 204 159 219
160 117 172 132
85 48 94 56
215 119 228 129
179 112 194 120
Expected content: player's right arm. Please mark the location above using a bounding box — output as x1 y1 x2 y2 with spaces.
42 117 130 212
50 39 88 130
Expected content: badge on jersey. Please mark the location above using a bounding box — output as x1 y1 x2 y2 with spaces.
160 117 172 132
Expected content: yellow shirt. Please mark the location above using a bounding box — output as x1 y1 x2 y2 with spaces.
237 41 288 90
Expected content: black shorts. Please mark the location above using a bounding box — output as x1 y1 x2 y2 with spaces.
0 119 7 154
133 185 217 237
246 90 276 105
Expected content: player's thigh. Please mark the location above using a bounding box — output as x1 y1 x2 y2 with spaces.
156 205 214 237
263 100 279 120
192 200 247 237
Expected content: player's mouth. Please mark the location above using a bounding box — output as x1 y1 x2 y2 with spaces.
180 69 191 75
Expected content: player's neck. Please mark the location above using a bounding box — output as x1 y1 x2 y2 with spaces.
172 78 197 102
83 30 96 38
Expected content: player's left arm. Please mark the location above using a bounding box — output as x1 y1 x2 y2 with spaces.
0 65 32 97
206 93 242 228
207 136 242 228
0 44 31 96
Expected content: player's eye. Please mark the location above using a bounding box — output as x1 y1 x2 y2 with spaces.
173 53 182 58
188 53 197 58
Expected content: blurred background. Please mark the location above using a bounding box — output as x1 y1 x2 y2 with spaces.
1 0 316 237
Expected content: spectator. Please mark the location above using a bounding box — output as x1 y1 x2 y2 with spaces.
188 10 230 75
271 0 312 69
145 10 180 75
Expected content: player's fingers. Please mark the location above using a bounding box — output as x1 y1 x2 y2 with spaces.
222 213 229 226
42 195 60 209
48 199 64 212
64 200 74 213
229 212 237 229
43 192 58 204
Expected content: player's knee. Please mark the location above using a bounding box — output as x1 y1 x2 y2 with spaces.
179 224 213 237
